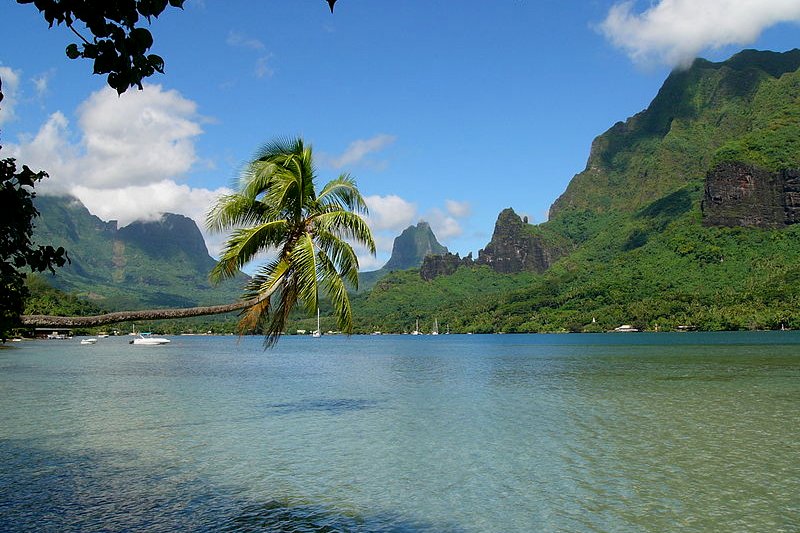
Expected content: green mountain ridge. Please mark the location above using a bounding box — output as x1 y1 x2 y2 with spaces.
350 48 800 333
31 195 246 311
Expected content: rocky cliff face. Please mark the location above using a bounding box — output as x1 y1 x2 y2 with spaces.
477 208 565 274
420 208 567 280
420 252 473 281
383 221 448 271
702 162 800 227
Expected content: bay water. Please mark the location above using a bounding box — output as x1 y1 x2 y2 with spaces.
1 332 798 532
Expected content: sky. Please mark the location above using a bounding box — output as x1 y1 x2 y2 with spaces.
1 0 799 271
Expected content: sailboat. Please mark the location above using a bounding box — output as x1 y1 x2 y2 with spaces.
312 308 321 338
431 318 439 335
411 319 421 335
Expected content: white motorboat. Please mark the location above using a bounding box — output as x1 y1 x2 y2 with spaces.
130 333 171 345
129 325 170 345
80 338 98 345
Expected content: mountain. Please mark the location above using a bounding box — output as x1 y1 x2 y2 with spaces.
31 195 245 310
352 49 800 333
357 221 447 291
383 222 448 270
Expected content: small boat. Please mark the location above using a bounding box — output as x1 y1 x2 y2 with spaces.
312 309 321 338
130 333 171 345
129 325 170 345
613 324 639 333
80 338 98 345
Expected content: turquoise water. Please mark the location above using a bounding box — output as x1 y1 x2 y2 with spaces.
1 332 798 532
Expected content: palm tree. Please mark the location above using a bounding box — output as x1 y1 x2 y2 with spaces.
19 137 375 345
207 136 375 345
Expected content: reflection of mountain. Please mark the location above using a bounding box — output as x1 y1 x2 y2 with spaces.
358 221 448 291
354 49 800 333
32 195 245 310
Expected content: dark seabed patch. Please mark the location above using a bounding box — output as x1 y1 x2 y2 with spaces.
264 399 383 416
0 439 451 533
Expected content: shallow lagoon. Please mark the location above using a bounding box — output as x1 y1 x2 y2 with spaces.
1 332 798 532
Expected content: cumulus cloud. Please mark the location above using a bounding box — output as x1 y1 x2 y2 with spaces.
0 66 21 125
356 194 473 270
73 181 233 256
6 83 230 255
364 194 417 231
445 199 471 218
600 0 800 67
10 84 203 191
327 134 396 169
426 208 464 241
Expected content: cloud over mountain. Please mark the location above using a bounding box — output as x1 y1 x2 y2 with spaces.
601 0 800 67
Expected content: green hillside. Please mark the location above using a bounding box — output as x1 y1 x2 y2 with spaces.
349 49 800 333
31 195 246 311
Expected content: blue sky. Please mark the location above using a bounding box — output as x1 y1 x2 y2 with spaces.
1 0 799 270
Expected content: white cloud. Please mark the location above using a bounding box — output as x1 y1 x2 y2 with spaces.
226 31 266 51
426 208 464 241
72 181 233 257
0 66 21 125
9 84 203 192
6 83 230 255
327 134 396 169
227 31 275 79
364 194 417 231
445 199 471 218
31 71 51 98
255 54 275 79
600 0 800 67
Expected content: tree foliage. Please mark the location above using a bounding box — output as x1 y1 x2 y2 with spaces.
17 0 185 94
0 151 69 340
208 136 375 346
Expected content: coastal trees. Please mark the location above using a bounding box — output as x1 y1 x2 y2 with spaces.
0 80 70 341
21 137 375 346
0 151 69 340
207 136 375 345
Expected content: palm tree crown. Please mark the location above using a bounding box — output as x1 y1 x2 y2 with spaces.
207 137 375 345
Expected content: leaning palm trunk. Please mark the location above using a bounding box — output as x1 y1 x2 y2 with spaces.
19 289 275 328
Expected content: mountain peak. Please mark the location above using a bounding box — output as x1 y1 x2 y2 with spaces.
383 221 448 271
549 48 800 220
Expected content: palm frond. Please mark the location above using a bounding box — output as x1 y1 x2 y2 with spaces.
314 231 360 287
314 210 376 254
317 174 368 214
209 220 288 283
318 252 354 334
206 193 269 233
263 276 300 347
288 232 319 315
